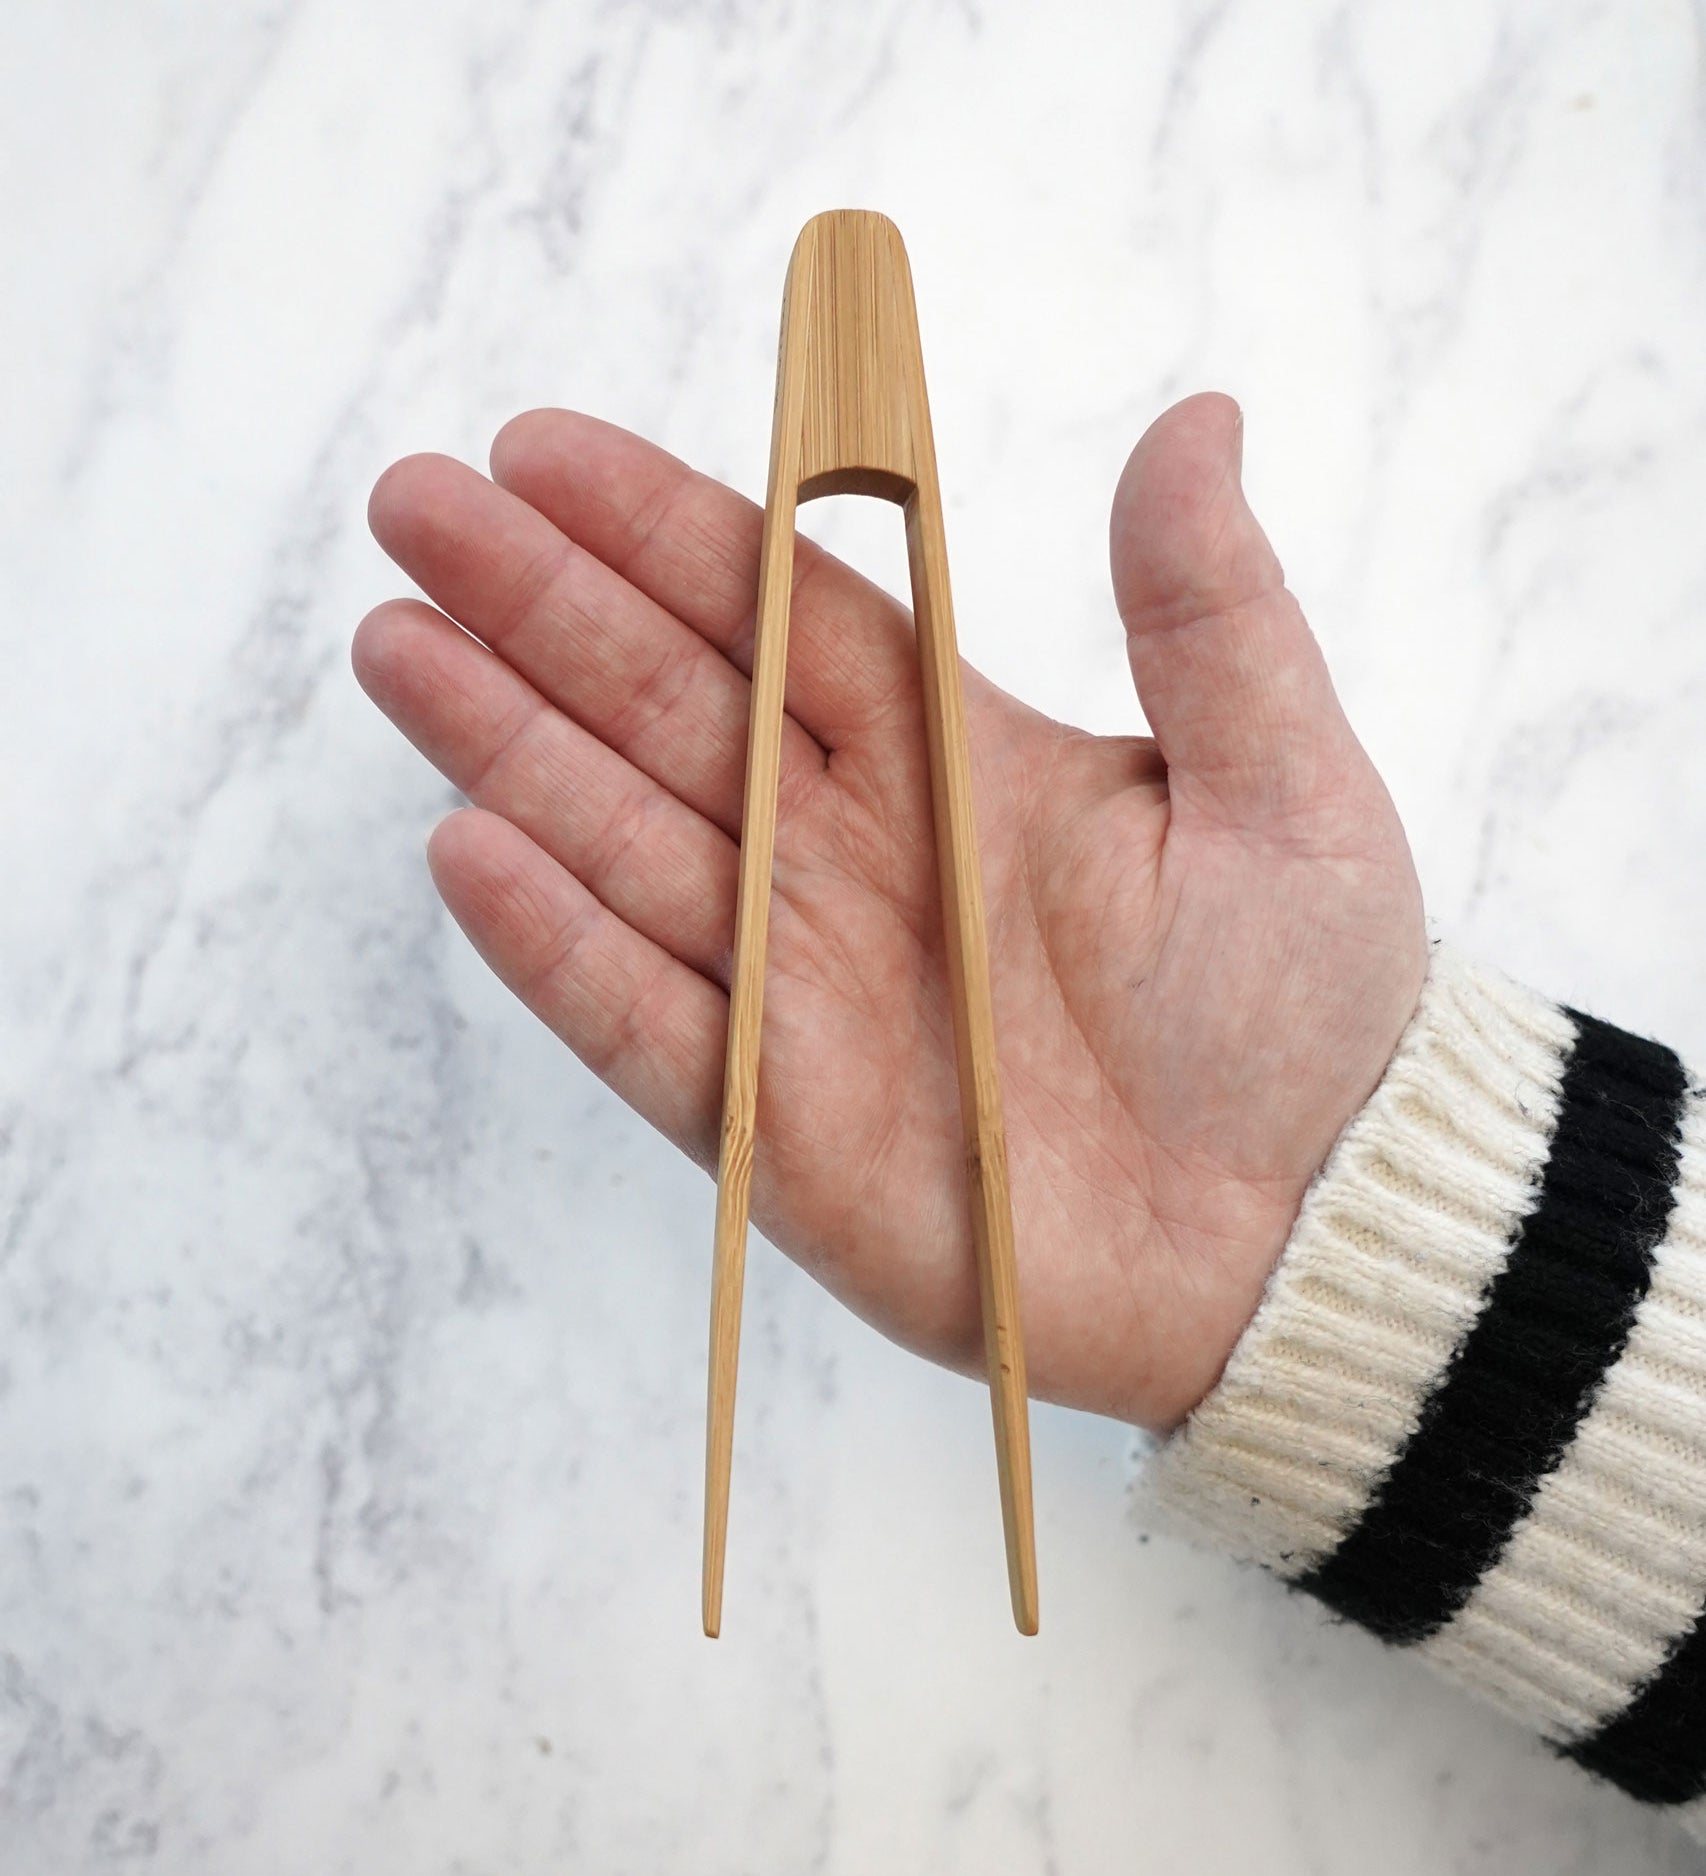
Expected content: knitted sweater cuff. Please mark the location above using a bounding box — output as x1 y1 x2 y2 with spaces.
1143 942 1706 1828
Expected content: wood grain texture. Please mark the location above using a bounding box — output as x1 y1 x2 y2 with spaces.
705 210 1038 1637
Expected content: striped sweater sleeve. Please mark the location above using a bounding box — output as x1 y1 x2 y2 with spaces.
1144 941 1706 1835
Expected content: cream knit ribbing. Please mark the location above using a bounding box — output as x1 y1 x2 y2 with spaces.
1143 942 1706 1837
1421 1087 1706 1740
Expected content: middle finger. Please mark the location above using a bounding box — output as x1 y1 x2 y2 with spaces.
367 450 828 838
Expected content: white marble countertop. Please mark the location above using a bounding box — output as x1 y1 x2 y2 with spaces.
6 3 1706 1870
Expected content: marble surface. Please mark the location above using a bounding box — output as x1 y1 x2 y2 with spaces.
6 2 1706 1870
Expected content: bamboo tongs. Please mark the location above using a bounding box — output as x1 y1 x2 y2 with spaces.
703 210 1037 1638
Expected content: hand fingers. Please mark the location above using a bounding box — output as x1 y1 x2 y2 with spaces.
489 408 920 748
1109 393 1369 833
427 807 726 1168
353 598 738 984
367 452 827 840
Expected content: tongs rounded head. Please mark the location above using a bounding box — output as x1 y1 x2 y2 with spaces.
780 210 936 508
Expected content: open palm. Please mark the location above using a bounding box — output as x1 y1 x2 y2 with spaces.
355 392 1425 1429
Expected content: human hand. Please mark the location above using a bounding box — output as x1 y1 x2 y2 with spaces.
354 392 1426 1430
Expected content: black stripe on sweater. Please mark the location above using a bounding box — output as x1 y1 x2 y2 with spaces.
1567 1600 1706 1806
1299 1012 1688 1644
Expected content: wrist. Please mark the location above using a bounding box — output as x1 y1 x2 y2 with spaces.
1138 1180 1319 1431
1144 943 1577 1560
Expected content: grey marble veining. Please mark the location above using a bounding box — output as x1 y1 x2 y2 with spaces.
4 2 1706 1870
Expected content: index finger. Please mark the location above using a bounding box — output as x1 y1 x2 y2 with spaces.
490 409 921 751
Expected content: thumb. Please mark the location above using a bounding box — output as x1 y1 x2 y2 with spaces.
1110 392 1362 830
